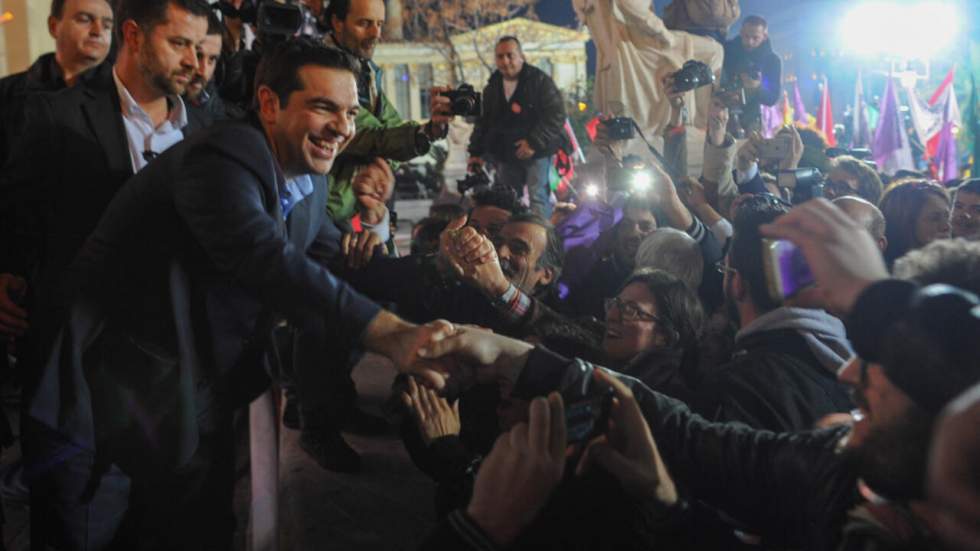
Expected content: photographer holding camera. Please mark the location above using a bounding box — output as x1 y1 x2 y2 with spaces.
721 16 782 134
323 0 453 224
467 36 566 219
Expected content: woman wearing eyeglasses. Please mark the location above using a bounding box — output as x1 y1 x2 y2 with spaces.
602 268 705 403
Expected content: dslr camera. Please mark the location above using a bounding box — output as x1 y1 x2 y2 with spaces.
669 60 715 93
457 166 491 194
778 168 826 205
600 117 636 140
439 84 482 117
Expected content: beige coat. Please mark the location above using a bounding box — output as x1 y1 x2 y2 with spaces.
573 0 724 137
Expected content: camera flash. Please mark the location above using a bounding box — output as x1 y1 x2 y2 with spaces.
631 172 652 193
585 183 599 197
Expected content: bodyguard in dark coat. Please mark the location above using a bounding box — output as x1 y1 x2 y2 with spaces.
0 0 114 165
26 40 449 549
0 0 210 356
0 0 113 347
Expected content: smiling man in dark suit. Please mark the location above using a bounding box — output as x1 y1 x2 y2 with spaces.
24 38 454 549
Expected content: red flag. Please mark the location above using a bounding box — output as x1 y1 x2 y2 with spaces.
585 116 601 142
817 77 837 147
926 69 956 164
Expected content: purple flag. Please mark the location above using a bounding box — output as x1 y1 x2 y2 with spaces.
872 77 914 175
792 81 809 126
851 71 872 148
935 116 960 182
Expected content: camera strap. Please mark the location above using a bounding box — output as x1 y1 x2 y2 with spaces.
629 120 674 176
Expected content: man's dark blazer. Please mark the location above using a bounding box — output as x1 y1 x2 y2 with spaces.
27 119 381 468
0 60 202 318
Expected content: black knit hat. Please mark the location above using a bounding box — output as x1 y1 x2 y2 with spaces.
877 285 980 414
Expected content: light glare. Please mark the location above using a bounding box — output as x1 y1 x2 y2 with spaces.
840 2 959 59
631 172 652 193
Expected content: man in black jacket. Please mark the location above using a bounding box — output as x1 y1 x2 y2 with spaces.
0 0 209 354
721 15 781 134
183 11 242 128
0 0 113 165
468 36 565 219
0 0 113 341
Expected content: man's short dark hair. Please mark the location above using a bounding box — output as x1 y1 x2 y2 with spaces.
116 0 210 40
743 15 768 29
325 0 352 23
471 186 526 216
833 155 884 205
729 196 790 313
497 35 524 54
508 212 564 283
51 0 67 19
956 178 980 197
254 38 359 108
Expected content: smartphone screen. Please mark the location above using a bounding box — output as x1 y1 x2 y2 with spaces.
764 239 816 301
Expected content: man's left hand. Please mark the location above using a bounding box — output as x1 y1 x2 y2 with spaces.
575 369 678 506
341 231 383 270
514 139 535 160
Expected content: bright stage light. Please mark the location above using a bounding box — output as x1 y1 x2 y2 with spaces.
840 1 960 59
585 183 599 197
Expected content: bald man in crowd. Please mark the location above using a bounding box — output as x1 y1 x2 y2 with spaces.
833 196 887 253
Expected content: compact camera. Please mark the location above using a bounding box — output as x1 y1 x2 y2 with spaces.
440 84 482 117
600 117 636 140
456 166 492 194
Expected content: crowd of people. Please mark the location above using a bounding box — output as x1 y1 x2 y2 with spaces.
0 0 978 550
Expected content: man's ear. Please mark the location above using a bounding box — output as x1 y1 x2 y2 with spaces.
331 14 343 36
256 85 281 125
537 265 555 288
121 19 143 52
48 15 59 39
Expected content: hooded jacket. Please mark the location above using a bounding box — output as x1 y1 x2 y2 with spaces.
693 307 854 432
721 37 782 108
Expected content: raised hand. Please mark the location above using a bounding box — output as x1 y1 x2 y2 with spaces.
341 231 383 270
466 392 567 546
401 377 461 445
575 369 678 506
759 199 888 315
438 218 496 279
